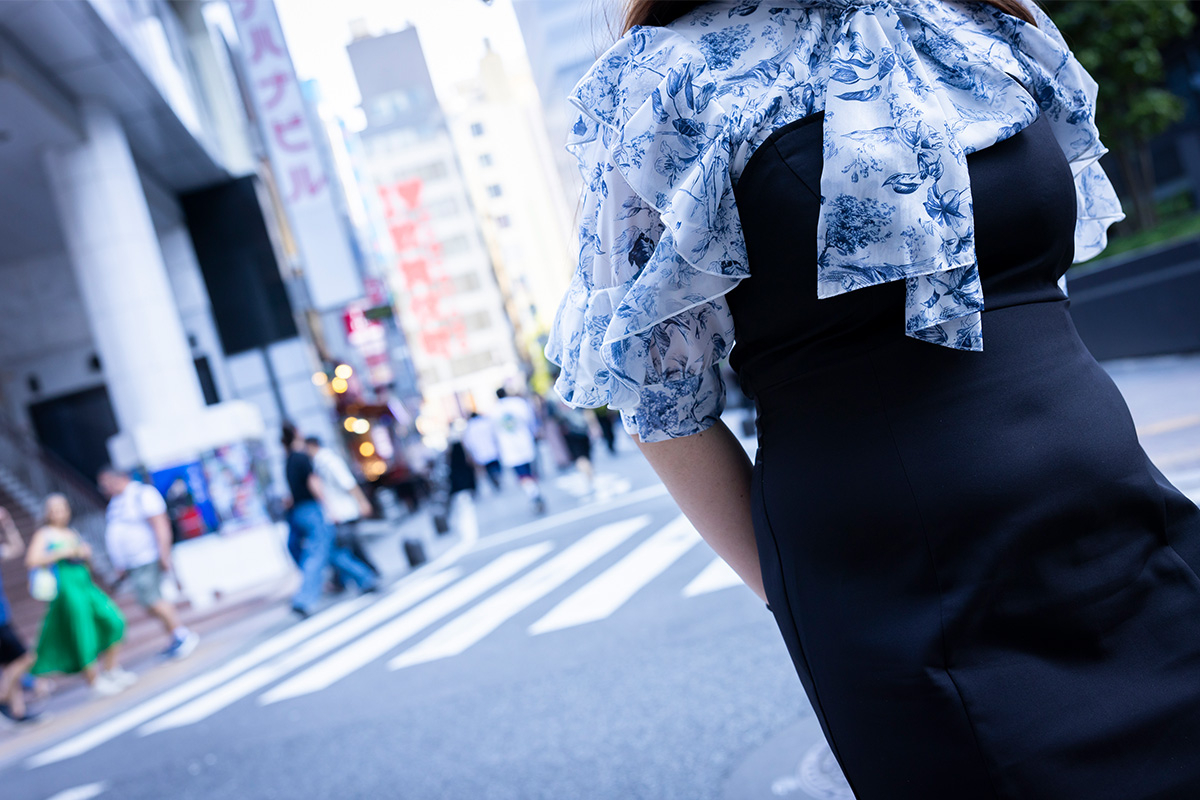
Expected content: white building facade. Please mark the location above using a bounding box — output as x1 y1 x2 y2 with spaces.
347 28 522 436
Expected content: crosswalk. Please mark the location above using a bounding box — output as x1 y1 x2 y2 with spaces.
26 512 749 770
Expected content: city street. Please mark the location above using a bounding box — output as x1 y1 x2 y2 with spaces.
2 357 1200 800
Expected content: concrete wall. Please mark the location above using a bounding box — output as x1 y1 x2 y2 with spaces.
0 249 101 432
1069 238 1200 361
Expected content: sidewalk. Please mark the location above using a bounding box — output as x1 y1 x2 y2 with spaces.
0 505 459 769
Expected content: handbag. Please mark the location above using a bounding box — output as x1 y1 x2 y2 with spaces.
29 566 58 602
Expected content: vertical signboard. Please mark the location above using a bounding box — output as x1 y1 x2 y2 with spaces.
379 179 467 364
230 0 362 310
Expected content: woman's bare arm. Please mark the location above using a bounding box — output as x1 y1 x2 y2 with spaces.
635 420 766 603
25 528 56 569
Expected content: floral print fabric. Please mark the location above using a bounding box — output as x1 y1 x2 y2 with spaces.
546 0 1124 442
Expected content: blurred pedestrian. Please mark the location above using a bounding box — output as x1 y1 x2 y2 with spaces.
305 436 381 581
491 388 546 514
98 467 198 659
26 495 133 697
546 394 595 493
446 437 477 498
283 423 377 618
462 412 502 491
593 406 618 455
0 506 38 722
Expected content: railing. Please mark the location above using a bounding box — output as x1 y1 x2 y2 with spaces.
0 413 114 578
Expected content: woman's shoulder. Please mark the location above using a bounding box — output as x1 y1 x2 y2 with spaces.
573 3 836 136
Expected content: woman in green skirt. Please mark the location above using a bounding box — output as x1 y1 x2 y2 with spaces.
26 494 135 696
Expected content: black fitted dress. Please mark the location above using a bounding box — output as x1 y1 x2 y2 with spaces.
727 110 1200 798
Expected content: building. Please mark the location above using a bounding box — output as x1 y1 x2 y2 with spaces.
347 27 522 436
512 0 617 208
0 0 365 617
447 42 574 369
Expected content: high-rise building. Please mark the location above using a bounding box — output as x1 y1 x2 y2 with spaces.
447 42 574 369
512 0 618 208
347 27 522 434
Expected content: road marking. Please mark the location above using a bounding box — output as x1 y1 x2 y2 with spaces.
139 569 461 734
471 484 668 553
25 596 372 769
529 516 700 634
1137 414 1200 437
260 542 554 704
389 515 651 670
682 556 744 598
44 784 108 800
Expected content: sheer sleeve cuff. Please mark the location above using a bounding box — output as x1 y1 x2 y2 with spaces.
619 366 725 444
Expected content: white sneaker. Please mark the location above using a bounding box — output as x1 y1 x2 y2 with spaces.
168 630 199 660
105 668 138 688
91 673 125 697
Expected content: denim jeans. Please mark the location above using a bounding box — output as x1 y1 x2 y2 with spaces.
290 501 376 612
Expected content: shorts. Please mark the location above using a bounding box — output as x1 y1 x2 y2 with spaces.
0 622 27 665
127 562 163 608
513 463 535 479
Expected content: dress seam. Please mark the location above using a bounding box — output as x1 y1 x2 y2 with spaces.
864 348 1004 800
753 453 861 796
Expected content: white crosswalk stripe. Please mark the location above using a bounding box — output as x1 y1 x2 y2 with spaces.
28 512 757 764
139 569 461 734
259 542 554 704
528 515 700 635
682 557 744 597
26 595 373 769
387 515 651 670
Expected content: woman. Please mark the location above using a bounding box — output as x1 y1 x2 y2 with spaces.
546 1 1200 797
26 495 134 697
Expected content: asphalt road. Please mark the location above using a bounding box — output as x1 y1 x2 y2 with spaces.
3 354 1199 800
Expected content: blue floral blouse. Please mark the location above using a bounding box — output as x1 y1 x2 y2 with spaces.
545 0 1124 443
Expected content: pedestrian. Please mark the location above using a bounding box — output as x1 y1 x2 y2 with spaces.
446 437 477 498
305 436 381 580
26 495 134 697
98 467 199 660
461 412 502 491
546 393 595 493
0 506 38 722
592 406 618 455
546 1 1200 796
283 423 377 618
490 388 546 514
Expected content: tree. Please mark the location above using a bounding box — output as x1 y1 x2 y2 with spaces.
1041 0 1196 230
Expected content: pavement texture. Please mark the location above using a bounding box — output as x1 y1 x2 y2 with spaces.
0 353 1197 800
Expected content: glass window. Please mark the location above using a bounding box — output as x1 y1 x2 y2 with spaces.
486 184 503 198
470 122 485 137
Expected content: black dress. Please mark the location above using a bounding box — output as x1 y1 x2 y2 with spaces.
727 110 1200 799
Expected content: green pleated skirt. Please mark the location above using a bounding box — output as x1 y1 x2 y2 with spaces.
32 562 125 675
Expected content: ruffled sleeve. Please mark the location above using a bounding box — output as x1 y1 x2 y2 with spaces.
544 26 746 443
1003 1 1125 262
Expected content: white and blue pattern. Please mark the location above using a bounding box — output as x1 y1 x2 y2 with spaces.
546 0 1124 442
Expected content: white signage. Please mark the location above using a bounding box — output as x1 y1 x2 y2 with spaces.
231 0 362 310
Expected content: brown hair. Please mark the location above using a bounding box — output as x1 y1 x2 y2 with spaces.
623 0 1037 32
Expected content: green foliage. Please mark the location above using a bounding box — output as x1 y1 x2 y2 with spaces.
1041 0 1195 146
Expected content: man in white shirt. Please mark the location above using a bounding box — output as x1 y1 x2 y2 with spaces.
98 467 198 659
490 388 545 514
304 437 379 580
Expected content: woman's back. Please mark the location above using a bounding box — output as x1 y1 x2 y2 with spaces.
546 2 1200 797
